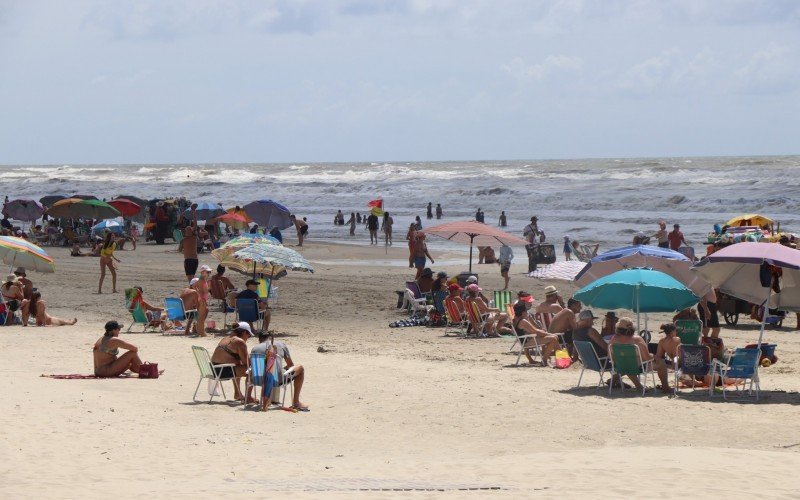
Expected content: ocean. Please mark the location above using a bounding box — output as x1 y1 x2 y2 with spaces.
2 156 798 255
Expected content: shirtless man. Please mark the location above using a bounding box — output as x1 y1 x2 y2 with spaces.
548 298 581 355
290 214 308 247
609 317 672 394
179 281 201 336
412 234 435 280
655 323 681 367
182 204 199 281
535 286 565 315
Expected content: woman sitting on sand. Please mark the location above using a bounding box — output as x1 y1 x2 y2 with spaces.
93 321 142 377
2 274 30 326
210 322 253 401
30 291 77 326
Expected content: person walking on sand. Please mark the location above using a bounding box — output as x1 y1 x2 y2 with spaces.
426 202 433 220
498 243 513 290
98 231 120 294
406 223 417 268
413 233 434 279
367 212 379 245
181 204 200 281
290 214 308 247
347 212 356 236
382 212 394 245
436 203 442 219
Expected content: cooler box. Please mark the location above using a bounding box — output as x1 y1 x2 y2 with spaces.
526 244 557 271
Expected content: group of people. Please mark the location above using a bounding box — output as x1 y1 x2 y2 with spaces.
1 267 76 327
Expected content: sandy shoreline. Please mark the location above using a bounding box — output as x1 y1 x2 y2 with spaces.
2 239 800 498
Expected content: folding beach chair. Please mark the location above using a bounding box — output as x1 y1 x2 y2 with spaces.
676 320 702 345
164 297 197 334
574 340 609 389
709 348 760 401
125 288 161 333
209 279 235 325
674 344 710 393
402 289 431 318
609 343 656 396
257 278 279 309
191 346 237 403
443 298 468 337
465 301 490 337
236 298 265 332
493 290 513 312
405 281 429 302
510 323 547 366
244 352 266 409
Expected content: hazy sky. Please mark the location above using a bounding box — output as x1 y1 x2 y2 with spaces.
1 0 798 164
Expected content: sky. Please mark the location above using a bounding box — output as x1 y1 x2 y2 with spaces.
1 0 799 164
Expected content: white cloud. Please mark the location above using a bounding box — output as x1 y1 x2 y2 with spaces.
502 55 583 82
734 43 800 94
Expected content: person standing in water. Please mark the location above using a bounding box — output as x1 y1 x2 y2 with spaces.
414 216 423 230
499 211 507 227
382 212 394 245
290 214 308 247
347 212 356 236
426 202 433 220
435 204 442 219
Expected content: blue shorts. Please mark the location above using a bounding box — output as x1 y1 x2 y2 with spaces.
414 256 426 268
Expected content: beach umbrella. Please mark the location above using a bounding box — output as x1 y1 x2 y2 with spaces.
91 219 124 235
692 242 800 348
183 201 225 221
231 244 313 294
108 198 142 218
115 194 148 208
213 212 250 226
243 200 292 230
0 236 55 273
211 234 281 270
2 199 44 222
46 198 121 220
725 214 773 228
574 268 699 331
574 245 712 298
422 220 528 273
39 195 67 208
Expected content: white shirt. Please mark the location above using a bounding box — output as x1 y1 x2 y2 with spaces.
499 245 514 264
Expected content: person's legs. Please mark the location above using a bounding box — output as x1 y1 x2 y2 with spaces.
48 315 77 326
652 357 673 393
35 301 47 326
98 351 142 377
98 258 106 293
232 365 247 400
109 263 117 293
501 268 509 289
289 365 307 409
20 299 30 326
262 308 271 332
196 301 207 336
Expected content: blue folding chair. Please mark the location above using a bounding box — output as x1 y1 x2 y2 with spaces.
244 352 266 409
675 344 710 393
432 291 448 313
709 348 760 401
574 341 609 389
236 298 265 331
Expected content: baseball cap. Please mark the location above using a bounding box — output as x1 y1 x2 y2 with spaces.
421 268 433 277
436 271 448 279
466 283 481 293
466 275 478 284
189 278 200 286
104 320 122 331
235 322 253 335
448 283 463 292
578 310 597 321
199 264 212 272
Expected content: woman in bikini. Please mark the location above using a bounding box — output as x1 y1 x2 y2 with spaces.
194 265 212 336
30 291 77 326
210 322 252 401
93 320 142 377
512 301 559 366
98 231 120 294
2 274 30 326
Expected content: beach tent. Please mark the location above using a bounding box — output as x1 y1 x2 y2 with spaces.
726 214 773 228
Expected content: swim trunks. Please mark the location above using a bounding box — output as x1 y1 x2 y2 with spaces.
500 263 510 273
413 256 426 268
184 258 199 277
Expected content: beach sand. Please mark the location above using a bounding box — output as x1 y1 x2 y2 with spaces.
2 240 800 498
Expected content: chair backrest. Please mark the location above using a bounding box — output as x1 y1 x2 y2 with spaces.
405 281 423 299
610 343 644 375
676 320 702 345
574 341 603 372
432 291 448 313
726 348 759 377
249 352 266 388
131 304 148 324
534 312 553 331
124 288 139 311
493 290 512 311
209 278 226 301
444 298 463 324
466 300 482 328
257 279 270 299
506 303 515 319
678 345 710 377
236 298 259 322
164 297 187 321
191 346 215 379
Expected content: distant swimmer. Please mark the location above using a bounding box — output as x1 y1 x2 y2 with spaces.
499 211 507 227
435 203 442 219
426 202 433 220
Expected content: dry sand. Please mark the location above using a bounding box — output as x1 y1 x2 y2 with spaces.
2 239 800 498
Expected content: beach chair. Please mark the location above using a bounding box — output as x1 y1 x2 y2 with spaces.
676 320 702 345
493 290 513 312
574 341 609 389
236 298 265 331
244 352 266 409
533 312 553 331
609 344 656 396
191 346 236 403
465 301 490 337
432 291 448 313
674 344 711 393
709 348 760 401
405 281 429 302
443 298 468 337
510 324 547 366
164 297 197 333
402 289 431 318
125 288 161 333
257 278 279 309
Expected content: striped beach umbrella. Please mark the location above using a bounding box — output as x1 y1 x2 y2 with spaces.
0 236 55 273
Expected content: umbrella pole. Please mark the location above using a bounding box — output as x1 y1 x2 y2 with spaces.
468 235 474 273
635 284 640 333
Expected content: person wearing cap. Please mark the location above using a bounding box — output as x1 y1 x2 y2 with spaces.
608 317 672 394
181 203 200 281
417 268 435 294
465 283 509 337
535 286 565 315
13 267 33 301
573 309 608 357
236 279 271 332
523 216 543 244
464 275 490 303
2 274 29 325
211 322 253 401
668 223 686 251
127 286 167 329
412 233 434 279
511 301 559 365
445 282 467 318
513 291 535 313
179 280 201 335
251 332 309 411
93 320 143 377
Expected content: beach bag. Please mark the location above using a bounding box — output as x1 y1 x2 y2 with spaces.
138 362 159 379
554 349 572 369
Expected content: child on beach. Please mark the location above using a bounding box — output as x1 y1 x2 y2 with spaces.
563 235 572 261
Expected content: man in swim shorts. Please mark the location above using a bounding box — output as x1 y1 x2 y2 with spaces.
412 233 434 280
251 331 309 411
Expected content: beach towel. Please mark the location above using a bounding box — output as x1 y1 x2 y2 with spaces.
527 261 586 281
41 373 135 379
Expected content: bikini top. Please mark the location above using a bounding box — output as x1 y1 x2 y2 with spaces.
96 336 119 357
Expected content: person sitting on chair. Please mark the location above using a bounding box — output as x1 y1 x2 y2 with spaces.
548 298 582 354
465 283 510 337
236 279 271 332
250 332 309 411
445 283 467 317
210 322 252 401
512 302 559 366
128 286 168 330
93 321 142 377
2 274 29 326
179 282 200 335
608 317 673 394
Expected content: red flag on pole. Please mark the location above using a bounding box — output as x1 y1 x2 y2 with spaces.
367 199 384 216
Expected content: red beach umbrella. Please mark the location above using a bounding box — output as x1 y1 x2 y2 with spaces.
108 198 142 218
422 220 529 272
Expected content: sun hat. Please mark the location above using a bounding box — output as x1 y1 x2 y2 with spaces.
14 267 26 276
466 283 481 293
235 321 253 335
578 310 597 321
5 274 18 283
466 275 478 284
605 311 618 320
544 285 558 295
189 278 200 286
421 268 433 277
448 283 463 292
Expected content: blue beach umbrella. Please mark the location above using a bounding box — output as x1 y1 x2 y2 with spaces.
91 219 124 235
183 202 225 221
574 268 699 331
243 200 292 230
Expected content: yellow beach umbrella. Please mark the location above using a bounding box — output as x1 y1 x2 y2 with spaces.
725 214 773 228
